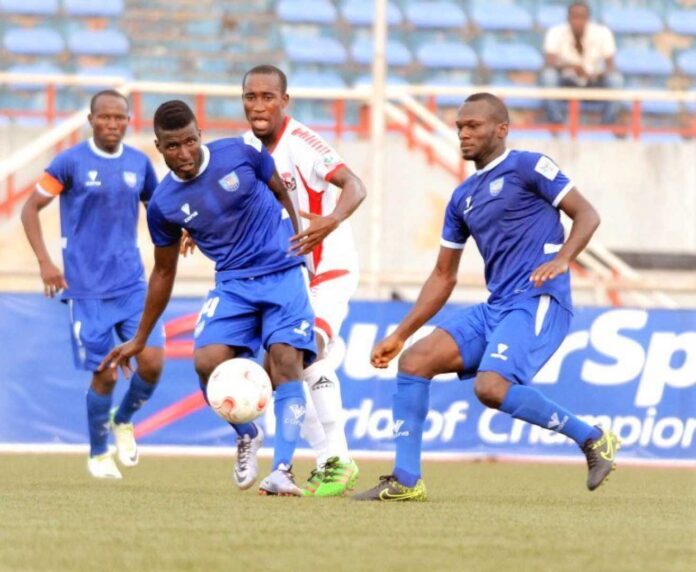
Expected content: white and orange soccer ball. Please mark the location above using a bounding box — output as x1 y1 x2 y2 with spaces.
206 358 272 424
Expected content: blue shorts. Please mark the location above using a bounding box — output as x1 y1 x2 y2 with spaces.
437 294 571 385
194 266 316 367
68 287 166 371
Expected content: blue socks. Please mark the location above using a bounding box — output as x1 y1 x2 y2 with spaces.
86 388 112 457
273 381 306 469
500 384 601 446
392 373 431 487
114 372 157 425
199 381 258 439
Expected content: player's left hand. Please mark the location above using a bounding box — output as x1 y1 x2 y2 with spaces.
290 211 339 256
529 257 570 287
98 338 145 377
180 229 196 257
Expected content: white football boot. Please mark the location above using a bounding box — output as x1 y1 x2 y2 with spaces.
258 463 303 496
87 452 122 479
110 410 139 467
233 426 264 490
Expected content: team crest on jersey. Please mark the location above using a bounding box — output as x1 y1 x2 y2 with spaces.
489 177 504 196
281 172 297 191
218 171 240 192
123 171 137 188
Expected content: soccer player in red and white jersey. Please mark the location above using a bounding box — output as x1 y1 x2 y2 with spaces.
242 65 366 496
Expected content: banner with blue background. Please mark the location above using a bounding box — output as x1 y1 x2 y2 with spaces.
1 294 694 462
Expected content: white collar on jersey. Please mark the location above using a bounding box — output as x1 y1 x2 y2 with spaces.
170 144 210 183
88 137 124 159
473 148 510 176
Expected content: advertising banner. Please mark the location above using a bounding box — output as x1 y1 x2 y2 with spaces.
1 294 694 462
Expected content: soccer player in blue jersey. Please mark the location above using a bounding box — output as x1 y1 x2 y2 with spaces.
21 90 165 480
100 100 316 496
354 93 620 501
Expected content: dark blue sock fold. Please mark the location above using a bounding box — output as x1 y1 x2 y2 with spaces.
392 373 431 486
114 372 157 424
500 384 601 446
273 381 305 469
86 388 112 457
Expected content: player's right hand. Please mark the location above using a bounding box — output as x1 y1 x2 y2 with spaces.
98 338 145 377
371 333 405 369
39 260 67 298
180 230 196 257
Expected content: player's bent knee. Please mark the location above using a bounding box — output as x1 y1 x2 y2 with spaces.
194 354 219 384
474 373 508 409
398 347 435 379
267 345 303 382
136 349 164 383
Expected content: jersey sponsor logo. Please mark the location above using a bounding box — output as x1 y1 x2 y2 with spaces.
218 170 240 192
180 203 199 223
489 176 504 196
123 171 137 188
534 156 560 181
281 172 297 191
85 170 101 187
290 126 334 156
547 411 569 433
490 343 509 361
462 196 474 215
293 320 311 337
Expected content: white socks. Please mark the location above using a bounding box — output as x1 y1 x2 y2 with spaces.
301 359 350 466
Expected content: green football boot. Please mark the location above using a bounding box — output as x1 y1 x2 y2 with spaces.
314 457 360 497
352 474 427 502
582 426 621 491
301 467 325 497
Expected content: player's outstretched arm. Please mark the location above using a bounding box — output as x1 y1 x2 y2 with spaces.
530 188 600 287
98 243 180 375
371 246 463 368
20 190 67 298
291 166 366 257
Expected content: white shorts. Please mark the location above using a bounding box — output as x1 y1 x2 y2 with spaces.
309 268 358 346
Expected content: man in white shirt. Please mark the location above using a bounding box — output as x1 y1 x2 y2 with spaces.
541 1 623 125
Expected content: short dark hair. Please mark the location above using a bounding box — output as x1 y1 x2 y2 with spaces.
464 92 510 123
153 100 197 135
90 89 129 113
242 64 288 94
569 1 590 16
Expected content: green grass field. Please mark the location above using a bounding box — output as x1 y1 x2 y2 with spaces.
1 454 694 572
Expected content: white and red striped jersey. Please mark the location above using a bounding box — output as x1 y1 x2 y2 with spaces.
245 116 359 277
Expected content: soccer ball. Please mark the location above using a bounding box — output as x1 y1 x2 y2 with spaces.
206 358 272 424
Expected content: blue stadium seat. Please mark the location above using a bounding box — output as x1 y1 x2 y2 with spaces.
76 65 132 89
470 3 533 32
63 0 124 17
536 5 566 29
677 49 696 77
277 0 337 24
292 70 347 88
667 10 696 35
602 7 663 35
353 74 409 87
616 48 673 76
284 35 347 65
641 100 680 115
0 0 57 16
67 29 130 56
425 73 471 107
481 43 543 72
490 78 542 110
3 28 64 55
6 62 63 91
417 42 478 69
576 131 616 141
351 38 412 66
341 0 402 26
640 133 683 143
405 1 467 29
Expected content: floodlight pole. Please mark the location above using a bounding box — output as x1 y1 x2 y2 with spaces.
369 0 387 296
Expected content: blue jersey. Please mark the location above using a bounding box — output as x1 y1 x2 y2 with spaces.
147 137 302 280
441 150 574 310
37 138 158 299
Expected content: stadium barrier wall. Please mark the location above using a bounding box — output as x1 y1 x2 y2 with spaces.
1 294 694 463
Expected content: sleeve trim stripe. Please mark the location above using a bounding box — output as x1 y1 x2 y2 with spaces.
441 238 465 250
324 163 346 183
552 181 574 208
35 183 53 197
